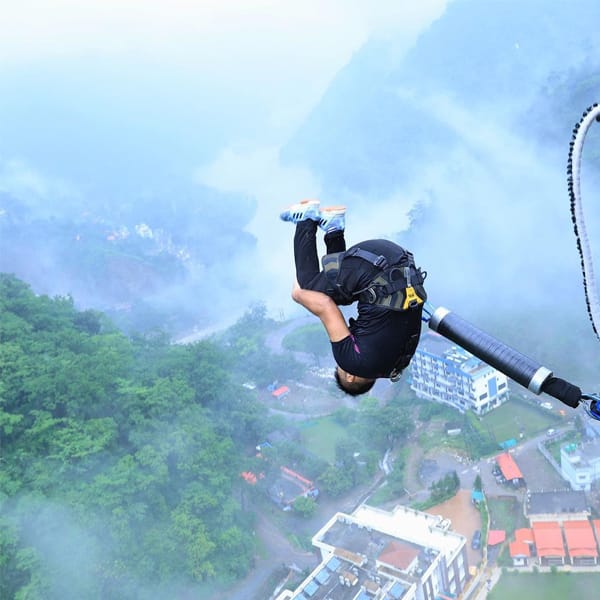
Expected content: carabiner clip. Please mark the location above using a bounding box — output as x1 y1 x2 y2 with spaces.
581 393 600 421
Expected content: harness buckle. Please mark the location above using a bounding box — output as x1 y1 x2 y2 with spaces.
389 368 403 382
374 255 388 269
364 287 378 304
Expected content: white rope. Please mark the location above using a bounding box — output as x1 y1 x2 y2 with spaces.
568 103 600 339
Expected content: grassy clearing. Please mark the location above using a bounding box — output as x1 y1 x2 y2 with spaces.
417 417 459 452
487 496 527 536
482 397 558 443
489 571 600 600
299 416 348 463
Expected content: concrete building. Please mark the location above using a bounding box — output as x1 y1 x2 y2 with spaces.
560 441 600 491
509 520 600 567
409 333 509 415
525 490 590 524
276 504 469 600
509 528 534 567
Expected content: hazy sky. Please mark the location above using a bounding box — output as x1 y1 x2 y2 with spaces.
1 0 447 138
3 0 597 344
0 0 450 320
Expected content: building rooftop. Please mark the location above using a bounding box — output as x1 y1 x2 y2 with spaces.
415 333 495 379
496 452 523 481
562 440 600 467
320 517 435 576
509 540 531 558
508 529 534 559
379 541 420 571
531 522 565 558
526 490 589 516
563 520 598 557
331 505 465 560
280 502 468 600
515 528 534 544
292 554 414 600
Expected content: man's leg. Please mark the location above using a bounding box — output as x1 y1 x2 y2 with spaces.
324 230 346 254
293 220 323 289
284 200 345 293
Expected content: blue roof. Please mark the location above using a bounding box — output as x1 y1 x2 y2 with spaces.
472 490 484 502
314 569 330 584
304 580 319 597
389 582 406 598
326 557 341 571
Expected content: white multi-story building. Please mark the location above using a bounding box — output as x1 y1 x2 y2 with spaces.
410 333 509 415
560 441 600 491
276 504 469 600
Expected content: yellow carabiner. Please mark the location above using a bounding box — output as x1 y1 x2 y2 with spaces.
403 286 424 310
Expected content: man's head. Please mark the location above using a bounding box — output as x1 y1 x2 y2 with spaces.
334 366 376 396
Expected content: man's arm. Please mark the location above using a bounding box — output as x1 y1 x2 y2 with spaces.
292 280 350 342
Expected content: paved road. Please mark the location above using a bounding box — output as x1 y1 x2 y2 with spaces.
213 510 318 600
265 315 317 364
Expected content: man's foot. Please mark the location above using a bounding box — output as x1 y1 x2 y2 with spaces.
279 199 321 223
319 205 346 233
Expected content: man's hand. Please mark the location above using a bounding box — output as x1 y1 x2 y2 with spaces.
292 280 350 342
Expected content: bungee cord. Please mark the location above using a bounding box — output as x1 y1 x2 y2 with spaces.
419 104 600 420
568 103 600 340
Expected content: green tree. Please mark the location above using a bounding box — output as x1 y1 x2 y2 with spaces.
293 495 317 517
318 466 353 497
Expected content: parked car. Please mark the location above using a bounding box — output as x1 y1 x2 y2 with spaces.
471 530 482 550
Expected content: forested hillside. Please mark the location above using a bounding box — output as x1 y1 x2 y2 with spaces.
0 274 294 599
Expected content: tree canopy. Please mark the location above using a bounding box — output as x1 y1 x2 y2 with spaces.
0 274 278 599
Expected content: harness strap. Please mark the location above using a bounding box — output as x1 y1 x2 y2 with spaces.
344 247 389 269
322 245 427 311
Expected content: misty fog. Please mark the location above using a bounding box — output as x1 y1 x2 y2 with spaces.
2 1 599 352
2 1 600 598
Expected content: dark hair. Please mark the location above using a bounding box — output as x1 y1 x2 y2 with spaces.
334 369 376 396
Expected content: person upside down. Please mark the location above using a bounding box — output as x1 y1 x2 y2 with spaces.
280 200 427 396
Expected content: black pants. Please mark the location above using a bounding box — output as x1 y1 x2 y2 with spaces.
294 220 345 292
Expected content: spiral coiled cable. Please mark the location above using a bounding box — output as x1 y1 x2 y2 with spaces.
567 103 600 339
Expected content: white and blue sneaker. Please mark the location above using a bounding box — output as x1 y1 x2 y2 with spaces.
279 199 321 223
318 205 346 233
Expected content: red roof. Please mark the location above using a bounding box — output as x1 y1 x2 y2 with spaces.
532 521 565 558
509 540 531 557
563 520 598 558
378 541 420 571
515 528 534 544
510 528 534 558
488 530 506 546
496 452 523 480
272 385 290 397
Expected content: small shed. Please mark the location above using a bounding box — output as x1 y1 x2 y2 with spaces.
272 385 290 399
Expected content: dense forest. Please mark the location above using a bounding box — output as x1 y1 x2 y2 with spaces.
0 272 427 599
0 273 301 599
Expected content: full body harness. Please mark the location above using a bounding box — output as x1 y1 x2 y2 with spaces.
322 245 427 381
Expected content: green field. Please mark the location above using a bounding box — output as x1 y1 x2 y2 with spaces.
487 496 527 536
489 572 600 600
299 416 348 463
482 396 559 443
